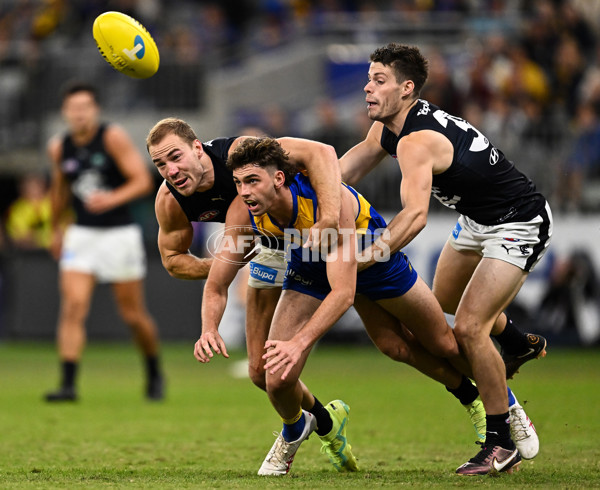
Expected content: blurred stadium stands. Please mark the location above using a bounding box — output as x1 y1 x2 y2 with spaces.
1 0 600 345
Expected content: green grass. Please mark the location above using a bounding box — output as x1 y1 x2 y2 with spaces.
0 341 599 488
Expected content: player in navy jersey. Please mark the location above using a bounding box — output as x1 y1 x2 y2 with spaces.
46 82 163 402
196 137 535 476
340 43 551 475
147 118 360 473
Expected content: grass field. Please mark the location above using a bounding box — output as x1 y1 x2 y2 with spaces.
0 341 599 488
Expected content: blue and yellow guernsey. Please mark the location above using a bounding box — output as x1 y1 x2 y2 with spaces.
249 173 418 301
249 173 387 251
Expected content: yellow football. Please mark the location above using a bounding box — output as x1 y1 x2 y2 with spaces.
93 11 159 79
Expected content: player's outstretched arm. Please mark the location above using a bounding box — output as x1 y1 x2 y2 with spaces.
155 182 213 279
263 189 358 379
339 121 388 186
195 197 254 363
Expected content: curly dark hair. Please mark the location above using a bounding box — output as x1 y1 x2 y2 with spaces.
227 137 296 186
370 43 429 96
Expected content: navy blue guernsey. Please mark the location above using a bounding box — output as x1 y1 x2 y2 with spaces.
380 99 546 225
165 137 238 223
61 124 132 227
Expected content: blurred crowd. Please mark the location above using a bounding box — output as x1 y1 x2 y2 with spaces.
2 0 600 255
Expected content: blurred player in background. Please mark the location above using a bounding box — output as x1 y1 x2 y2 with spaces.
340 43 551 475
146 118 357 473
45 82 164 402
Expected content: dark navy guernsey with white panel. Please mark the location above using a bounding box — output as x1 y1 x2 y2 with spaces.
61 124 132 227
380 99 546 225
165 137 239 223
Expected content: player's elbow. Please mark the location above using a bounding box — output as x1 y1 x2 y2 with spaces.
335 285 356 313
410 209 428 234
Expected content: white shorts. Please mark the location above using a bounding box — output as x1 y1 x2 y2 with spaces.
60 224 146 283
247 247 286 289
449 202 553 272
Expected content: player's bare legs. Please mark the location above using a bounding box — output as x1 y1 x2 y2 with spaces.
56 270 95 360
375 276 472 377
46 270 95 401
265 290 320 419
354 295 467 386
112 279 164 399
259 290 358 475
246 286 314 408
112 280 160 356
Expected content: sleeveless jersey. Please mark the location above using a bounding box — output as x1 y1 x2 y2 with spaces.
60 124 132 227
250 173 387 251
380 99 546 225
165 137 238 223
251 174 417 300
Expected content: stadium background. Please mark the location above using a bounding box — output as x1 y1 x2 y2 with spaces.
1 0 600 348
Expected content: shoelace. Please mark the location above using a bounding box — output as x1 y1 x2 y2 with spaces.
265 433 290 465
468 442 495 464
510 409 531 441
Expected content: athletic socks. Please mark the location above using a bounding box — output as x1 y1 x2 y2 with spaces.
309 396 333 436
145 355 161 380
446 375 480 405
485 412 514 448
507 386 517 408
61 360 77 389
281 410 306 442
492 313 528 354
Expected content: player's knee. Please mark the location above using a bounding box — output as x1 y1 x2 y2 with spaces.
453 319 480 347
248 363 266 391
374 338 412 363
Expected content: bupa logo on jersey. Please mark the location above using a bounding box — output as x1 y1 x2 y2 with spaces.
122 35 146 61
206 226 281 265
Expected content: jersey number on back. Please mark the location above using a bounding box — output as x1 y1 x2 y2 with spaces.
432 110 489 152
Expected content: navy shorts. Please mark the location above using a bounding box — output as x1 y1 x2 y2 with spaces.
283 250 418 301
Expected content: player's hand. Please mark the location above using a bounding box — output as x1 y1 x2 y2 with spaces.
85 191 116 214
263 339 303 380
304 215 339 250
194 330 229 363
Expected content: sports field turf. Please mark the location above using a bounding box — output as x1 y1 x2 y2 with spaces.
0 341 598 488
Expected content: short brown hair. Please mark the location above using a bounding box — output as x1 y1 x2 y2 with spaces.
146 117 198 151
370 43 429 96
227 137 296 186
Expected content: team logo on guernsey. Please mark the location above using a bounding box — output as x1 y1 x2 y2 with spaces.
197 210 220 221
489 147 500 165
417 99 431 116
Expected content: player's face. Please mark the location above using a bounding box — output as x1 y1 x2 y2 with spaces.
364 62 405 122
232 164 280 216
149 134 206 196
62 91 100 135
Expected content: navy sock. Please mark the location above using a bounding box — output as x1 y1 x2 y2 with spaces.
309 397 333 436
446 375 479 405
485 412 513 448
61 361 77 389
281 411 306 442
493 313 527 354
146 355 161 380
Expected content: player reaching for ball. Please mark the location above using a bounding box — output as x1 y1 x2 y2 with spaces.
45 82 164 402
147 118 358 473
